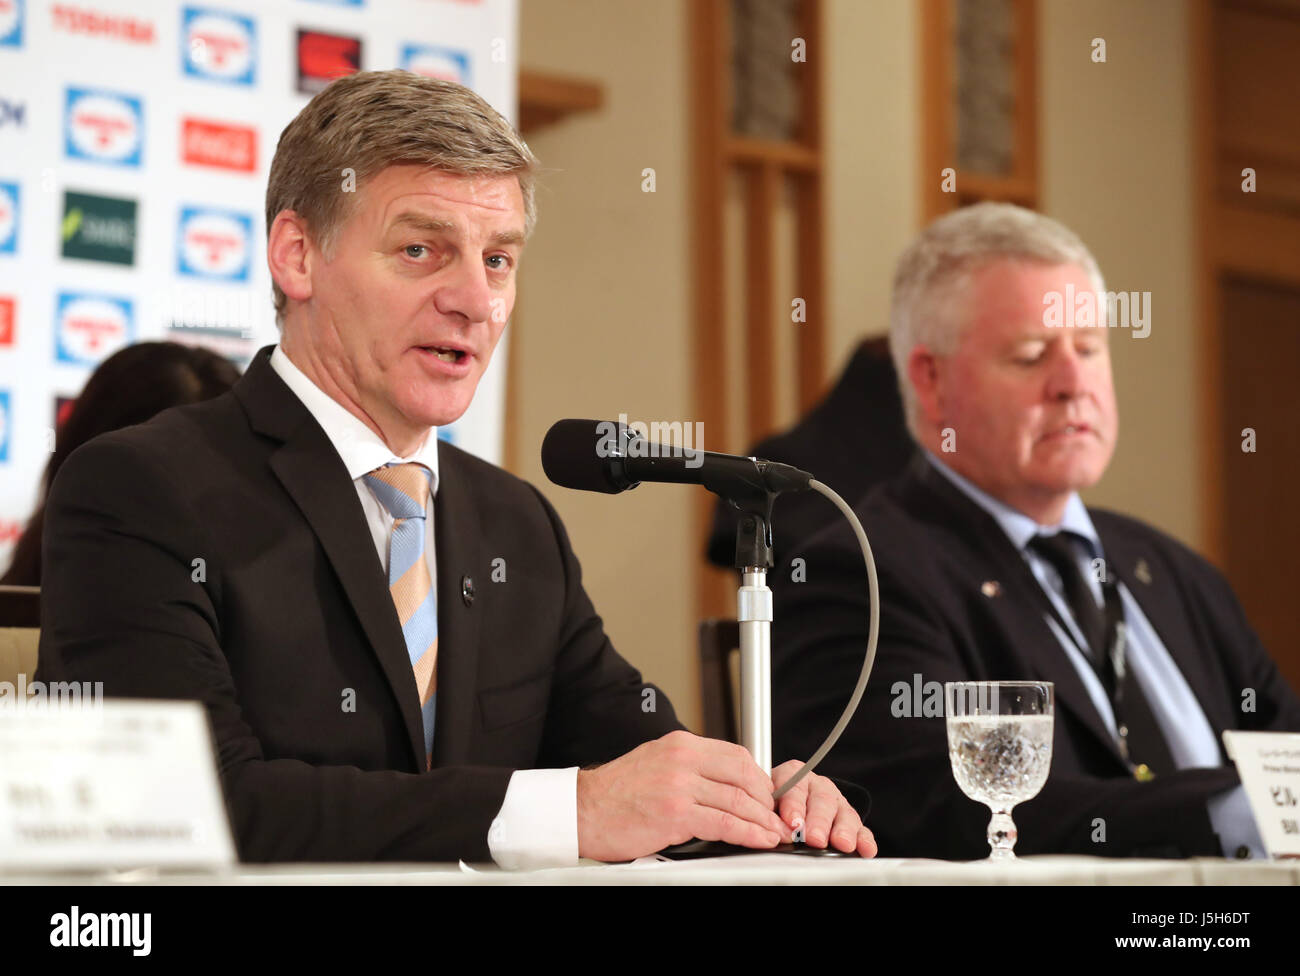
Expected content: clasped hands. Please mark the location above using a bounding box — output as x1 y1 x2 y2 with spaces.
576 730 877 862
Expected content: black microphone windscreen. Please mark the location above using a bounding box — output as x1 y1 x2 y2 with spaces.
541 419 627 494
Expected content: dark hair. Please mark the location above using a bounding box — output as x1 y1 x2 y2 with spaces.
1 341 241 586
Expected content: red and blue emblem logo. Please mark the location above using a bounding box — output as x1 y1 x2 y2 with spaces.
0 390 10 463
177 206 252 281
64 87 144 167
182 6 256 85
0 181 18 254
400 44 471 85
0 0 23 48
55 291 134 365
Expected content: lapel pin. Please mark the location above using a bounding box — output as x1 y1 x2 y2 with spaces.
1135 559 1152 585
461 575 475 607
981 580 1001 598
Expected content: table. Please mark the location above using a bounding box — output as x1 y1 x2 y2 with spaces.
6 854 1299 885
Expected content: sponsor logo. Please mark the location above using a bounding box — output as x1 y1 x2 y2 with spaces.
54 291 133 365
0 295 15 345
0 181 17 254
0 389 9 462
176 206 252 281
61 190 137 266
0 0 23 48
64 87 144 167
56 395 75 428
182 6 256 85
0 97 25 128
296 28 361 94
181 116 256 172
167 321 254 367
400 44 470 85
51 4 155 43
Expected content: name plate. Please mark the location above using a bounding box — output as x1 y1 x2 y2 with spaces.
1223 730 1300 859
0 699 236 871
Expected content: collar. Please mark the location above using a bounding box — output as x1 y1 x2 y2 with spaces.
921 449 1100 557
270 344 441 494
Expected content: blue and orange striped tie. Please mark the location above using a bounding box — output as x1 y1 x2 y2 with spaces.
363 462 438 771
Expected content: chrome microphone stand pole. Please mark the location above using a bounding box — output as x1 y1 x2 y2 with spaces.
733 511 775 774
737 565 772 773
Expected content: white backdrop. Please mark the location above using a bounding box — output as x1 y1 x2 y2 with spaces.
0 0 519 571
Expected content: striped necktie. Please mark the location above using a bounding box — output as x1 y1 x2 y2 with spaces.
363 462 437 771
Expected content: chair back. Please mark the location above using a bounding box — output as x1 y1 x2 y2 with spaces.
698 618 740 742
0 585 41 686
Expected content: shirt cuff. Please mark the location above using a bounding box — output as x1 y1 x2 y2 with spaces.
487 767 579 870
1207 784 1267 859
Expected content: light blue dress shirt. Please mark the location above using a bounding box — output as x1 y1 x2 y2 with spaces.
923 451 1263 858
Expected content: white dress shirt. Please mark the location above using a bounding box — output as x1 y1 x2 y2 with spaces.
270 346 579 868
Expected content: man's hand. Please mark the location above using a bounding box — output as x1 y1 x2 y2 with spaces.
772 759 877 857
575 731 878 862
576 730 790 861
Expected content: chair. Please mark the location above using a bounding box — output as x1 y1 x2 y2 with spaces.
0 585 40 627
698 618 740 742
0 585 40 687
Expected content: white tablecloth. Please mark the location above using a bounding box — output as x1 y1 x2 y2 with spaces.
6 854 1299 885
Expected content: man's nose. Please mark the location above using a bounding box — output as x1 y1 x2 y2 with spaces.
1046 344 1088 399
433 257 493 325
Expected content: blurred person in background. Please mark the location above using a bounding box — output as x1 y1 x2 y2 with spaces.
771 203 1300 860
1 341 241 586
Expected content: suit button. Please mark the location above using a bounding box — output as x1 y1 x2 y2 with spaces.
461 575 475 606
1235 845 1251 860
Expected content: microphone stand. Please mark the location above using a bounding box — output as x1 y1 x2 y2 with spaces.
660 487 844 859
733 506 777 775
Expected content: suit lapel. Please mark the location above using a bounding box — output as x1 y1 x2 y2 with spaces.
898 455 1128 766
235 346 427 772
431 443 484 767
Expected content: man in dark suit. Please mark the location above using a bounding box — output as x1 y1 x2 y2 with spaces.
705 337 913 572
771 202 1300 860
37 70 874 866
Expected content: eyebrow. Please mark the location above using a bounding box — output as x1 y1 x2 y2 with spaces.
389 212 455 235
388 211 525 248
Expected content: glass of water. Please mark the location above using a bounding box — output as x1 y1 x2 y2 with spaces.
945 681 1054 861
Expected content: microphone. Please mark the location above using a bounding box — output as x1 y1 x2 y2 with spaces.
541 418 813 501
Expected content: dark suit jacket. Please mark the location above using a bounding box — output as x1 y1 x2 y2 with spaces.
771 452 1300 859
36 346 685 862
706 337 913 570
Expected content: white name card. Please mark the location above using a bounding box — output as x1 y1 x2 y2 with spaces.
1223 730 1300 860
0 700 236 871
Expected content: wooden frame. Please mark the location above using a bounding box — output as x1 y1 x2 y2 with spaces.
518 70 604 134
690 0 829 619
1192 0 1225 565
1192 0 1300 565
920 0 1040 220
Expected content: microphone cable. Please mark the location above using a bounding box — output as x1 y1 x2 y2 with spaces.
771 478 880 801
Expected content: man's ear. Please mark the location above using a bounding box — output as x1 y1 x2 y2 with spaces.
908 344 944 429
267 210 315 307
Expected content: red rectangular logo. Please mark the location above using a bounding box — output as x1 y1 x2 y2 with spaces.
0 296 14 346
181 117 257 173
296 30 362 94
